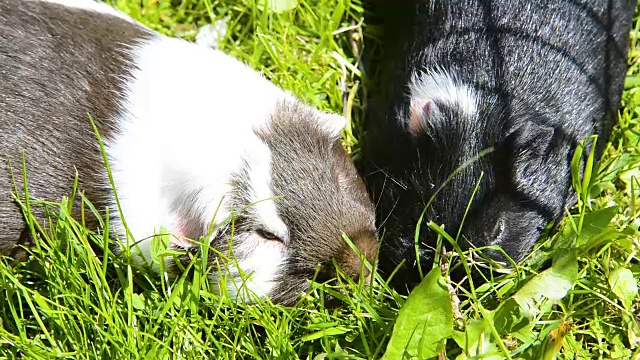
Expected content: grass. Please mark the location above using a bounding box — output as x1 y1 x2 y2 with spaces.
1 0 639 359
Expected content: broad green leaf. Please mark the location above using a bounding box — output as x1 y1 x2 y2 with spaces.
559 207 618 250
611 343 633 359
578 206 617 240
574 206 622 252
383 268 453 359
131 293 145 311
580 206 618 237
562 334 592 360
512 320 537 345
513 252 578 318
623 314 640 349
258 0 298 13
494 298 530 335
608 267 638 310
452 317 500 359
578 228 625 254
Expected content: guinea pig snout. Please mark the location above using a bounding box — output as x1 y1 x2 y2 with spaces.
329 232 378 285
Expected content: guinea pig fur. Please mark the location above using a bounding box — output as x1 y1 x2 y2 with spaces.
0 0 378 306
359 0 635 291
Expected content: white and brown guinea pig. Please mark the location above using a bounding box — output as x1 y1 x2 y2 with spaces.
0 0 378 305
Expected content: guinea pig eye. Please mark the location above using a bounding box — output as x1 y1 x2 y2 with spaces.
255 228 283 243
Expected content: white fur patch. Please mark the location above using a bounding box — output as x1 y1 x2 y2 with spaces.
211 233 286 301
409 69 478 124
245 141 289 241
36 0 135 22
234 239 286 300
103 31 294 292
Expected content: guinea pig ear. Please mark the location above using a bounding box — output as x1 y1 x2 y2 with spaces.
319 112 347 138
506 120 573 216
408 98 441 135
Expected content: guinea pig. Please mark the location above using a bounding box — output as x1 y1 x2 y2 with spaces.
0 0 379 306
358 0 635 291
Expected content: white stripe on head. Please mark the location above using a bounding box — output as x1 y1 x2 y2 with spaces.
244 139 289 241
408 69 478 132
212 136 289 300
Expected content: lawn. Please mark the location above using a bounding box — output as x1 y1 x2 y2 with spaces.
1 0 639 359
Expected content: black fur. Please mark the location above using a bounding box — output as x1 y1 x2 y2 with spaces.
359 0 635 291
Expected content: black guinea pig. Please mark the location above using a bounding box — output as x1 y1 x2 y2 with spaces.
359 0 635 291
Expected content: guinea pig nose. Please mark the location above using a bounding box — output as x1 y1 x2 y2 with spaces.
336 231 379 284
